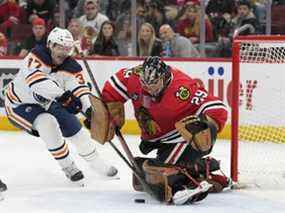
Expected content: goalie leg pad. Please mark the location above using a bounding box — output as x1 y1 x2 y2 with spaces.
142 159 182 202
183 157 231 193
132 157 149 191
142 160 212 204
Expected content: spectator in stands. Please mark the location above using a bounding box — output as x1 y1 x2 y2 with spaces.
68 18 84 43
159 24 200 58
0 0 20 37
68 18 84 56
26 0 56 27
176 2 214 44
251 0 266 33
78 0 109 36
18 17 47 57
91 20 120 56
0 32 8 56
116 15 132 56
73 0 109 18
205 0 236 41
144 0 174 36
217 0 260 57
50 5 60 28
164 4 179 22
137 22 162 57
106 0 131 22
81 26 97 56
231 0 260 35
136 3 146 30
206 0 236 17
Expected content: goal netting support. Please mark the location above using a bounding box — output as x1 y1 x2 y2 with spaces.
231 35 285 187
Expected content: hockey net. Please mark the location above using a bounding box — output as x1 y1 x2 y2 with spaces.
231 35 285 188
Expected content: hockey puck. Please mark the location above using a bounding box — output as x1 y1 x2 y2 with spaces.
134 198 145 203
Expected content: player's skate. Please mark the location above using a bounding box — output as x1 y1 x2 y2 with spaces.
62 162 84 186
0 179 7 201
87 153 118 177
172 181 212 205
0 179 7 192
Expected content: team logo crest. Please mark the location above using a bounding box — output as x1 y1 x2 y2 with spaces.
176 86 190 101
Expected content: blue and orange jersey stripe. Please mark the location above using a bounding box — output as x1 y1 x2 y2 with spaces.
48 142 69 160
72 85 91 98
6 83 21 104
25 70 49 87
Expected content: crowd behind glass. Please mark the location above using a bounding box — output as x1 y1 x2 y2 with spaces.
0 0 284 58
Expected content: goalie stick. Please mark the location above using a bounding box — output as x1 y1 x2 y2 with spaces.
77 50 157 200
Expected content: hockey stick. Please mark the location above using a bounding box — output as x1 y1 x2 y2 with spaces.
81 110 135 171
79 55 140 170
77 52 157 199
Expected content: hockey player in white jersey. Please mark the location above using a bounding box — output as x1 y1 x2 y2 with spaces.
4 27 117 185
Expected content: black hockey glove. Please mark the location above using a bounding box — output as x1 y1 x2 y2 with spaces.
139 140 162 155
56 91 82 114
83 107 92 129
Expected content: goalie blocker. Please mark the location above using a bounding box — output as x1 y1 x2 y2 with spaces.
88 95 125 144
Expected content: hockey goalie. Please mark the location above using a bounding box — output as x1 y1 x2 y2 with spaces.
86 56 231 205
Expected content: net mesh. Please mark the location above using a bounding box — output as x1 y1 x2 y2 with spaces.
235 38 285 187
240 42 285 63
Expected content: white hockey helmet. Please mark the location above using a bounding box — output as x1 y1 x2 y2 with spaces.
47 27 74 49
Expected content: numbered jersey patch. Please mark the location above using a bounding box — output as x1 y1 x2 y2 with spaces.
191 90 208 105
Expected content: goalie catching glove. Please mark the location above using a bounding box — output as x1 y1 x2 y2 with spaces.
175 115 218 153
87 95 125 144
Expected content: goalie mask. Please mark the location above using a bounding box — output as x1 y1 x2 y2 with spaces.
140 56 171 97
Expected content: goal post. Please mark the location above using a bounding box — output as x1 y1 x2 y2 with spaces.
231 35 285 185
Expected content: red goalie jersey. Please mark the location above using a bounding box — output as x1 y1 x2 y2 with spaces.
102 66 228 143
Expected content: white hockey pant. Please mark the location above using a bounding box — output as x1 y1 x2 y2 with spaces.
67 128 115 176
34 113 76 171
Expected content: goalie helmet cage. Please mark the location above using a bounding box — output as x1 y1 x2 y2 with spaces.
231 35 285 186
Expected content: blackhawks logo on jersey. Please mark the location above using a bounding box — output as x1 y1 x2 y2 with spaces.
135 106 161 136
176 86 190 101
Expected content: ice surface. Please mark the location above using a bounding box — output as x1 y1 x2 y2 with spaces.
0 131 284 213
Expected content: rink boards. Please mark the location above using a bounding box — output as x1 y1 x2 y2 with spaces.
0 57 283 142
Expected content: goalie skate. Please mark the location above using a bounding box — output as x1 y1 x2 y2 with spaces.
0 179 7 192
172 181 212 205
63 162 84 186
